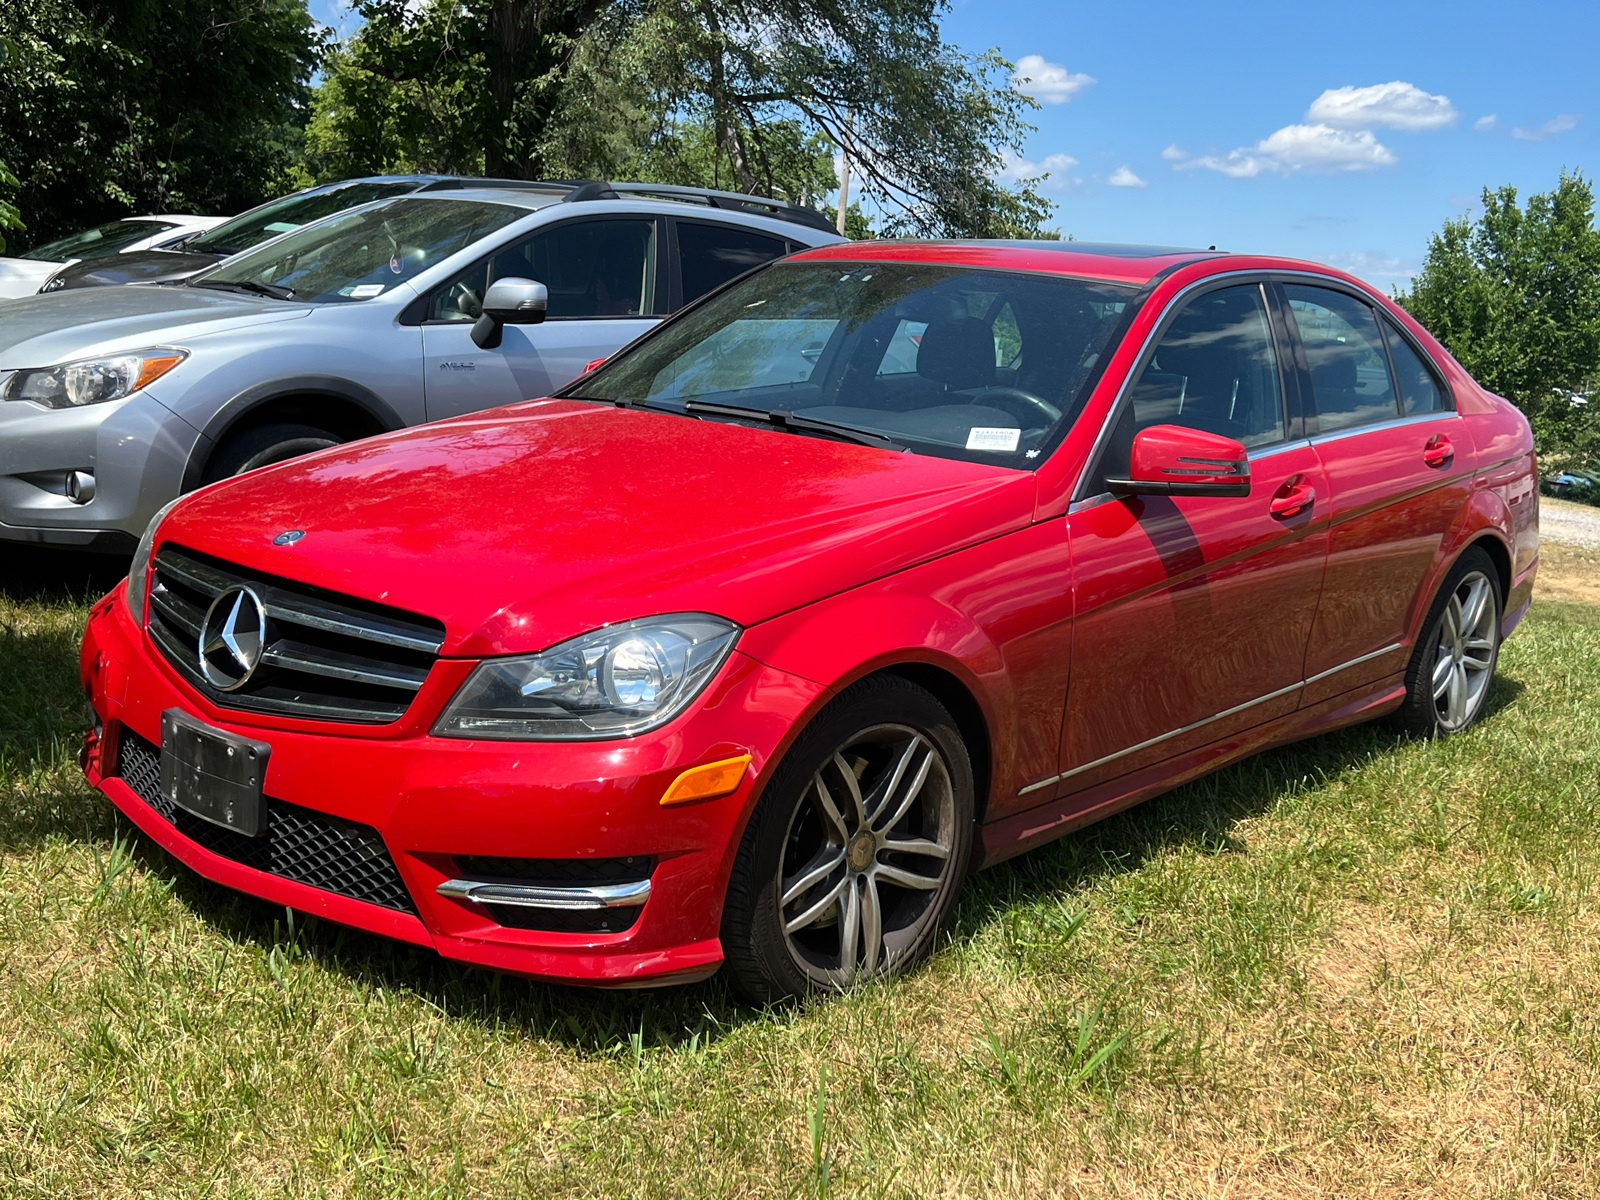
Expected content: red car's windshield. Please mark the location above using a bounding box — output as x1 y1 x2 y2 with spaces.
569 262 1135 464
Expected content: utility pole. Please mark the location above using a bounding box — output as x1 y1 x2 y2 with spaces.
835 112 851 237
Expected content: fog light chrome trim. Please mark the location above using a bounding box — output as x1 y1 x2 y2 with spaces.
435 877 651 910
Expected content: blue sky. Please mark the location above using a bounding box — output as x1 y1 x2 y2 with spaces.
944 0 1596 287
308 0 1595 288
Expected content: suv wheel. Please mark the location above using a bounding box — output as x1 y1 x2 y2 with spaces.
202 422 343 483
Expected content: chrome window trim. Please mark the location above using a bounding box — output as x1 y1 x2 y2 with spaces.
1016 642 1404 797
1070 269 1291 504
1308 408 1462 447
1247 437 1313 462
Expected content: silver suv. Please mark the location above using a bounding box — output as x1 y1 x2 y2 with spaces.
0 182 843 551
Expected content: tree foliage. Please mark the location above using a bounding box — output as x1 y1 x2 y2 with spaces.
1400 171 1600 468
0 0 321 249
307 0 1055 237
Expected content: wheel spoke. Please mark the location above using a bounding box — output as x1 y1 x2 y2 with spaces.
873 861 942 890
784 875 849 934
1432 652 1455 700
1461 649 1494 672
865 738 920 826
837 877 860 979
831 753 868 827
1447 662 1467 723
876 745 934 836
1441 597 1461 646
781 847 846 908
859 877 883 978
811 772 850 840
1460 578 1490 635
881 836 950 862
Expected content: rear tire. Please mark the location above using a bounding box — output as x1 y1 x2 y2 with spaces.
721 674 974 1003
1387 546 1502 737
201 423 343 484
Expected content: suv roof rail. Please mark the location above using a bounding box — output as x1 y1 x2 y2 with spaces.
418 177 572 193
558 180 836 234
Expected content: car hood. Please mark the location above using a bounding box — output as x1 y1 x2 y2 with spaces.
0 286 310 369
53 248 224 290
159 399 1038 656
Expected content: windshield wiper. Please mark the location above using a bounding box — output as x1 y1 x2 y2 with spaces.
682 399 905 451
194 278 295 300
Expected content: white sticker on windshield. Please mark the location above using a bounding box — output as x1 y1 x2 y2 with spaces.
350 284 385 298
966 426 1021 452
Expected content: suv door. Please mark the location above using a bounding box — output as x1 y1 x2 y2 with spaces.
1027 280 1330 817
420 217 663 420
1279 283 1476 707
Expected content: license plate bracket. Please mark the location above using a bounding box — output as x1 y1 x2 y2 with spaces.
159 708 271 837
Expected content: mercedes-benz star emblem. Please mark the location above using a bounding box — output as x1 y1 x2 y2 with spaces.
199 585 268 691
272 529 304 545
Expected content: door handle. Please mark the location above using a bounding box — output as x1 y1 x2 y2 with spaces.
1269 476 1315 519
1423 433 1454 468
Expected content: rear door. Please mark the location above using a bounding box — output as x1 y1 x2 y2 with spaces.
670 219 792 309
1279 282 1476 706
1028 280 1330 817
421 217 663 420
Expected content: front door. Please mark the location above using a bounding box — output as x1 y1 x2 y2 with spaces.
422 217 662 420
1280 284 1478 705
1037 282 1331 812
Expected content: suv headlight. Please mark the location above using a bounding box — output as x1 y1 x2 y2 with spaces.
124 497 182 626
434 615 740 741
2 348 187 409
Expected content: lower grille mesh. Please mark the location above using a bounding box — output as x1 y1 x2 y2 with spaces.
115 728 416 914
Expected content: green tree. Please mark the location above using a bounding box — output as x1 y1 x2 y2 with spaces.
0 0 322 249
307 0 1055 237
1399 171 1600 467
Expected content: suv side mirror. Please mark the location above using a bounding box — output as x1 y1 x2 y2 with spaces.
471 277 549 349
1106 424 1251 498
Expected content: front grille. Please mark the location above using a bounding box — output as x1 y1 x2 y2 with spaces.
115 728 416 913
146 545 446 724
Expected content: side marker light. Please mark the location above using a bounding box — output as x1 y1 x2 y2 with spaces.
659 754 753 807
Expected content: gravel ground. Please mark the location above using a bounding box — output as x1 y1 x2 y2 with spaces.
1541 497 1600 549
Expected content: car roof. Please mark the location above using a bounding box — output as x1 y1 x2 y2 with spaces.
787 240 1228 285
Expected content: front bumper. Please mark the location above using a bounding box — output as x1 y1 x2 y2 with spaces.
0 391 199 549
81 586 828 986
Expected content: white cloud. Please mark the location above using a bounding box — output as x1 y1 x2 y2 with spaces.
1160 144 1185 162
1011 55 1095 104
1174 124 1397 178
1306 81 1457 131
998 149 1082 191
1108 166 1147 188
1475 114 1498 131
1513 114 1579 141
1326 251 1418 283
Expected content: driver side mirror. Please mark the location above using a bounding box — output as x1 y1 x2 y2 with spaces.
471 277 549 349
1106 424 1251 498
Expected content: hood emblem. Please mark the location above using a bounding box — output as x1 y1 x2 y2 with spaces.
199 585 267 691
272 529 304 545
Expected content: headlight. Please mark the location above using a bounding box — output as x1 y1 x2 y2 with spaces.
434 614 740 741
2 348 187 409
124 497 182 626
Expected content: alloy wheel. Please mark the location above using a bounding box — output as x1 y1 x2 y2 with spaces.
778 724 957 986
1431 569 1497 731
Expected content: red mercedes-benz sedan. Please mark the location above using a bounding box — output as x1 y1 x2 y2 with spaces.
80 241 1539 999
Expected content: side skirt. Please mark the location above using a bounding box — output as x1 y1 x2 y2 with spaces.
974 674 1406 869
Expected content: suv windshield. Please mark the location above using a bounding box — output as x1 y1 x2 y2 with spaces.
569 261 1134 463
196 198 525 303
189 180 421 256
21 219 175 261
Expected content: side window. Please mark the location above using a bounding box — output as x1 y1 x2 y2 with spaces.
1283 285 1399 432
426 219 659 322
1381 316 1446 415
678 222 787 305
1126 283 1285 443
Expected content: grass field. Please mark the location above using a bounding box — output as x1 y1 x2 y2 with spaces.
1 542 1598 1198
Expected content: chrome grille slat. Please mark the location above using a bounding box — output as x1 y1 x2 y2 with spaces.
146 546 446 725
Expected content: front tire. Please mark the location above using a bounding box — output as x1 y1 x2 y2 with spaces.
201 422 343 484
1389 546 1502 737
721 675 975 1003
